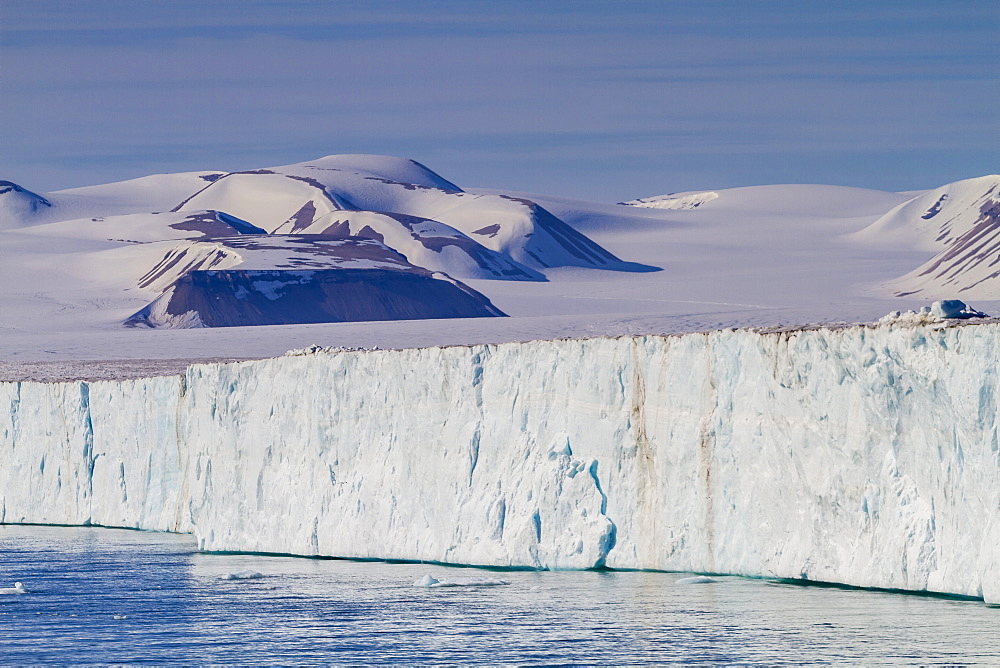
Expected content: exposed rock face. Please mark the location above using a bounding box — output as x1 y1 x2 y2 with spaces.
126 267 505 328
126 236 505 328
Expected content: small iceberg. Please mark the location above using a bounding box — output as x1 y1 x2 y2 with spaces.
675 576 718 585
222 569 265 580
0 582 26 595
413 574 510 588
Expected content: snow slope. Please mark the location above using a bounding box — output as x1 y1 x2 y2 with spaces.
6 172 228 226
2 320 997 602
286 154 464 192
174 170 354 230
851 176 1000 299
21 210 266 244
0 181 51 227
279 210 543 281
175 157 634 272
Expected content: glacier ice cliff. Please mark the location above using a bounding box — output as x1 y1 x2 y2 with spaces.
1 322 998 602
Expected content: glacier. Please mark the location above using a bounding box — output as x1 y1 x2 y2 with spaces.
1 321 998 603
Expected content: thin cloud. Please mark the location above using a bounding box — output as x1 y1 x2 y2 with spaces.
1 0 996 199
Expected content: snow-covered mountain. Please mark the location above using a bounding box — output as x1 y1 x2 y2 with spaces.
127 236 504 329
851 175 1000 299
0 158 997 360
173 156 633 271
285 210 544 281
1 155 656 331
0 180 51 226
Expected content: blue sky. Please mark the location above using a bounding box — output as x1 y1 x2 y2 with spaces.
2 0 997 200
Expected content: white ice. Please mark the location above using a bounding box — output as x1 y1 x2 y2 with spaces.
222 570 265 580
413 574 510 588
2 320 998 602
0 583 27 595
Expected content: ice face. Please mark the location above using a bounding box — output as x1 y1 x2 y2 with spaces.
1 321 997 602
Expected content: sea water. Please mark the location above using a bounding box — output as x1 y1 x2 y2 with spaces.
0 525 996 664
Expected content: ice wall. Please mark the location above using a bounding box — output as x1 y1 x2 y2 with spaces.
2 323 998 602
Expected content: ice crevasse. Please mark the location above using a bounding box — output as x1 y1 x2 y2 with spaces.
1 322 998 602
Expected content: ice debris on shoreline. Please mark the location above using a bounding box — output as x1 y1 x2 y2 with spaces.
878 299 988 326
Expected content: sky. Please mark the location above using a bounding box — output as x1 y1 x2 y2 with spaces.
1 0 997 201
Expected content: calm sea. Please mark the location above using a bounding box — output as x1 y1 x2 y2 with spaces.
0 525 995 664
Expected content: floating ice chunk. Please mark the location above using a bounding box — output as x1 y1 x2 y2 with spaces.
0 582 26 595
675 576 717 584
413 574 509 588
222 569 265 580
437 577 510 587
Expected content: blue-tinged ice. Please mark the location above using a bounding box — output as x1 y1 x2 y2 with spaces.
1 321 998 603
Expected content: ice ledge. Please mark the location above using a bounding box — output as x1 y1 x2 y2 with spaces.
0 300 994 383
1 321 998 602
